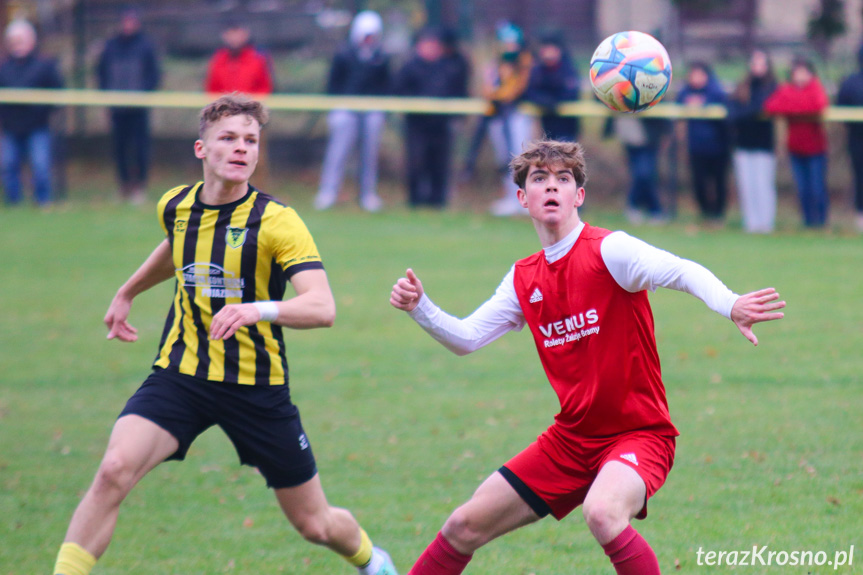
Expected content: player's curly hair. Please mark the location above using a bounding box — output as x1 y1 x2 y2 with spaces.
199 93 269 137
510 139 588 189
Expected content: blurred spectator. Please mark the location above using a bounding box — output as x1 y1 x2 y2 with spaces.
835 44 863 232
97 6 161 204
205 18 274 94
0 19 63 208
676 62 731 223
205 17 274 190
728 49 777 234
483 21 535 216
765 57 830 228
526 31 580 142
609 116 671 223
440 28 470 99
314 10 390 212
395 27 468 208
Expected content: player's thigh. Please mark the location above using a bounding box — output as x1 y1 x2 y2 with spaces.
582 460 646 521
444 471 541 542
99 414 180 486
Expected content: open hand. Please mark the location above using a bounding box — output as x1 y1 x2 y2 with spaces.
731 287 786 346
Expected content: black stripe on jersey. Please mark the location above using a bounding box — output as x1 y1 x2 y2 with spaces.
284 261 325 281
241 191 273 385
210 209 241 382
156 284 177 362
180 207 211 379
269 259 290 381
163 185 194 243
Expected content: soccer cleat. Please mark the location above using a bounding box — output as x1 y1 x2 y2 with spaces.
366 547 399 575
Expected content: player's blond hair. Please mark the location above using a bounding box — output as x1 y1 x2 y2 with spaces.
198 93 269 137
510 139 588 189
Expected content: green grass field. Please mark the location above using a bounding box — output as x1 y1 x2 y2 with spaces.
2 185 862 574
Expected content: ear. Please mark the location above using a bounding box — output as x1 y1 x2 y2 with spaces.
193 139 206 160
574 186 585 208
517 187 528 208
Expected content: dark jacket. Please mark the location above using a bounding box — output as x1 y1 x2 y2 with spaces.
728 77 776 151
836 70 863 146
0 52 63 134
326 43 390 97
97 31 160 92
676 76 730 157
395 53 466 129
526 55 580 141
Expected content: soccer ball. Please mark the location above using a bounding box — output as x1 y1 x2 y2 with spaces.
589 31 672 113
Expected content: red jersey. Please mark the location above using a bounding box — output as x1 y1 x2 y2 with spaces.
205 45 274 95
513 224 678 439
763 77 829 156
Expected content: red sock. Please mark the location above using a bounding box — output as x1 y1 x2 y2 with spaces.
408 532 473 575
601 525 661 575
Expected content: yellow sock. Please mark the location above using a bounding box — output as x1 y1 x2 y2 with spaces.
54 542 97 575
344 527 373 567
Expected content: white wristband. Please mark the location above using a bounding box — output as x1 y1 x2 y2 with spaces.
253 301 279 322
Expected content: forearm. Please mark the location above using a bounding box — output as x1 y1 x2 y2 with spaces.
408 294 517 356
651 257 739 318
269 291 335 330
116 240 175 300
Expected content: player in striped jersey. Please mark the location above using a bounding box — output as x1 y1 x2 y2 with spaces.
53 95 398 575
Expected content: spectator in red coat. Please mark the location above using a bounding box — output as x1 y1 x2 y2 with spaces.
205 19 273 95
205 18 274 188
764 57 830 228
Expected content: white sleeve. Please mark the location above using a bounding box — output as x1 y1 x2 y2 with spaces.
600 231 740 318
407 266 526 356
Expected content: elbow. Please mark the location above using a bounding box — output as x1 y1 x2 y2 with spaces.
318 304 336 328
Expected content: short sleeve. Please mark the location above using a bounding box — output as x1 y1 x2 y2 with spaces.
268 206 324 280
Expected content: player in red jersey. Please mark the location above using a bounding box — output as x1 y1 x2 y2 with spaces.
389 140 785 575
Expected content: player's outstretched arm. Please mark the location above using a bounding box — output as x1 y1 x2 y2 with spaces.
730 287 786 346
210 268 336 340
390 268 424 312
105 239 176 342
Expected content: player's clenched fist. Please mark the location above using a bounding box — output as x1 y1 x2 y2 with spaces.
390 268 424 312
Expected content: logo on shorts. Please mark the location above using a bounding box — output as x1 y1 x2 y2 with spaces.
298 433 309 450
226 226 248 249
529 287 544 303
620 452 639 466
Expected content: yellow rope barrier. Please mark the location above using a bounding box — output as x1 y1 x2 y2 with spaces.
1 88 863 121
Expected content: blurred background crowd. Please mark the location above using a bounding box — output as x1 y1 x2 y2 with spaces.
2 0 863 233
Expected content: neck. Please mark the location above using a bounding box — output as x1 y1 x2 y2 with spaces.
199 179 248 205
534 215 581 248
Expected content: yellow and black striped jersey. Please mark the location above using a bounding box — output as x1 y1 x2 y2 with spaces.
153 182 323 385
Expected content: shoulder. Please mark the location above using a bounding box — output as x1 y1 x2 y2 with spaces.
157 183 196 212
514 250 544 270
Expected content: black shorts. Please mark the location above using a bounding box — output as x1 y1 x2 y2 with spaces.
119 368 317 489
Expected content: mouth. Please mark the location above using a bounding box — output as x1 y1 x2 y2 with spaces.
229 160 247 167
544 198 560 208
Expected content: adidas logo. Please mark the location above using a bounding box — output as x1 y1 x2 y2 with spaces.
529 288 543 304
620 453 639 466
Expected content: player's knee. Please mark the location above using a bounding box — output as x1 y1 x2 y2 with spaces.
93 453 136 496
582 499 626 537
441 507 488 552
293 515 332 546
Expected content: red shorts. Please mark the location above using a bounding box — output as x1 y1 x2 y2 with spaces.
500 426 676 520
